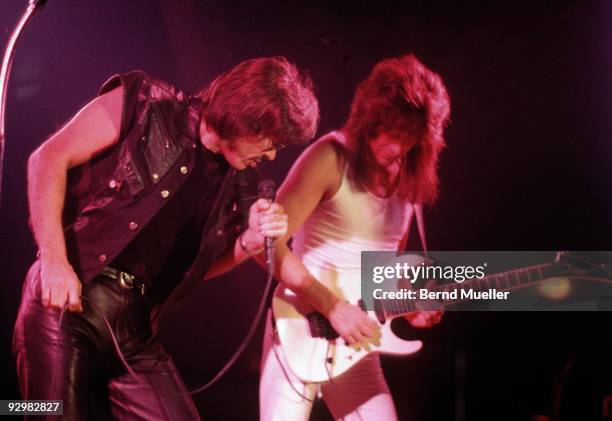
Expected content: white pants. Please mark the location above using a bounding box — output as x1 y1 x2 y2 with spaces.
259 312 398 421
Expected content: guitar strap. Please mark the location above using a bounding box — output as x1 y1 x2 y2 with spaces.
414 204 429 258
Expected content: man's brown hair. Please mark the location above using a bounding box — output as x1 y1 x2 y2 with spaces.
343 54 451 204
200 57 319 148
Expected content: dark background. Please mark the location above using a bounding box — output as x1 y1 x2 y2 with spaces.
1 1 610 420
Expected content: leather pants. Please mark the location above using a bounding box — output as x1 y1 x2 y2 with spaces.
13 261 201 421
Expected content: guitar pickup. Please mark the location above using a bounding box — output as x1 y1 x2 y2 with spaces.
306 312 339 340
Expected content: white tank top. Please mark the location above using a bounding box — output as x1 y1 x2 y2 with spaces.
291 132 414 297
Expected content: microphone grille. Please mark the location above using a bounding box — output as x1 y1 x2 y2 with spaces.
258 179 276 200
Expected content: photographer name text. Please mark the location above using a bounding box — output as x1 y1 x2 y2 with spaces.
372 288 510 300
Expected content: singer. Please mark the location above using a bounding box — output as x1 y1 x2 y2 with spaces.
260 55 450 420
12 57 319 420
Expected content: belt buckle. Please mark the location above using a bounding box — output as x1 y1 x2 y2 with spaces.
118 271 135 289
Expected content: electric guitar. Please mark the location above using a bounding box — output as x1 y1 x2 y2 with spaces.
272 251 611 383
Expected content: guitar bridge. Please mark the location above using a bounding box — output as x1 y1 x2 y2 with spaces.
306 312 339 340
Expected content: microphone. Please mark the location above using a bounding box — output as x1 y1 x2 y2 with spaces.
29 0 48 8
258 179 276 275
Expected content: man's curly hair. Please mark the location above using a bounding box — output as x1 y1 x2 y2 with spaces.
343 54 450 204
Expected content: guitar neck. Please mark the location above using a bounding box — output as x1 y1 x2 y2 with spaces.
381 262 566 317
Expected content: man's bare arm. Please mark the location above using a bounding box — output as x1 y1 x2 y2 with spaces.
256 139 379 345
28 86 123 311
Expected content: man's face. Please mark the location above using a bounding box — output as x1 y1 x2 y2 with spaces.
369 131 418 168
218 136 279 170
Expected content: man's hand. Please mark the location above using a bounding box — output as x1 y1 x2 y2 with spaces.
404 277 443 328
240 199 288 254
40 258 83 312
328 301 380 348
404 310 443 328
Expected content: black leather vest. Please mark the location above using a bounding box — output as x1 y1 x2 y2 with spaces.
62 71 254 284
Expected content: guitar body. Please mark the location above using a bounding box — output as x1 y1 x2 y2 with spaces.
272 272 423 383
272 251 611 383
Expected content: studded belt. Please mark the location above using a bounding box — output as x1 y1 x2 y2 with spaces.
99 266 147 296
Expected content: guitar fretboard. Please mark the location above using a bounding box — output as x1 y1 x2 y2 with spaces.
381 262 567 317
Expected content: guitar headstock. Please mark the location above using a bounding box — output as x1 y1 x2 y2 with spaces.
555 251 612 278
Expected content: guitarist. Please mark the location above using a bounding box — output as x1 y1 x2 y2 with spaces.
260 54 451 420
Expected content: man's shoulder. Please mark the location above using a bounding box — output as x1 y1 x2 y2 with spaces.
304 131 346 167
99 71 192 104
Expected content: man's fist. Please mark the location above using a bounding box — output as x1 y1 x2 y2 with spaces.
40 258 83 312
240 199 288 254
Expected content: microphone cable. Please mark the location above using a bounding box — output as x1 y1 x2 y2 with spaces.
188 262 274 394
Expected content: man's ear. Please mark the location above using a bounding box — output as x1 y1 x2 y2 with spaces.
200 122 221 153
